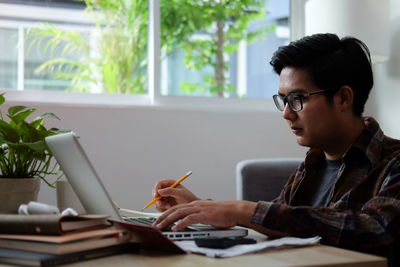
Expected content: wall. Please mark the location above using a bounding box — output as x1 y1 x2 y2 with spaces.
28 104 305 212
7 0 400 213
369 0 400 138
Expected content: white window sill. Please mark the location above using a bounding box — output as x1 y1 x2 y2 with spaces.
2 90 277 113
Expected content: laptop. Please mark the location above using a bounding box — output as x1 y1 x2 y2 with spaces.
45 132 247 243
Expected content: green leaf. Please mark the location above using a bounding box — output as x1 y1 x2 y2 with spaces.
202 74 214 85
36 112 61 121
25 140 46 154
15 121 35 141
0 94 5 106
8 106 29 116
0 120 19 143
226 84 236 93
49 128 71 135
180 82 198 94
224 44 238 54
30 118 44 129
8 107 36 125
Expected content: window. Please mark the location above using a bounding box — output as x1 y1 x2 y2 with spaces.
0 1 93 92
0 0 293 107
161 0 290 99
0 28 18 90
24 30 87 92
246 1 290 99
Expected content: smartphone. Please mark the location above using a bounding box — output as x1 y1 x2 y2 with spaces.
194 237 257 249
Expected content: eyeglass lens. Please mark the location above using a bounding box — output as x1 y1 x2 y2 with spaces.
273 94 303 112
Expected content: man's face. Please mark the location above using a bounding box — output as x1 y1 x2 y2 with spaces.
278 67 340 149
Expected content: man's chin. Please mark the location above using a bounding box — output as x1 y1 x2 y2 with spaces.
296 136 310 147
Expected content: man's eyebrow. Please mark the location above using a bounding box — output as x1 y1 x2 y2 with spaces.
278 88 307 96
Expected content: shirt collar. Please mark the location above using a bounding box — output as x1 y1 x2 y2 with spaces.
305 117 384 167
350 117 384 166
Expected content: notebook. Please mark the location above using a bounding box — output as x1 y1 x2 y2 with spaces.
45 132 247 243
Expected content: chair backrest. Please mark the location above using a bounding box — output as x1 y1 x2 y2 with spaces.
236 158 303 202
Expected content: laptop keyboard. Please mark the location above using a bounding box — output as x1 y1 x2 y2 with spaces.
123 216 174 231
124 216 156 225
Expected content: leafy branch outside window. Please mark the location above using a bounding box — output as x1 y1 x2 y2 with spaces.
162 0 275 97
27 0 148 94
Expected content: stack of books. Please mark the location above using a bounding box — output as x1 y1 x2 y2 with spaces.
0 214 138 266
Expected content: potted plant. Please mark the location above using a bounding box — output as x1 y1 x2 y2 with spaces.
0 93 69 213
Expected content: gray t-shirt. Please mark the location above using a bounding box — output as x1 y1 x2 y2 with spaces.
308 158 343 207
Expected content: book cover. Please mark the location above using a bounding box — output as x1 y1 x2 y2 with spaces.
0 242 139 267
0 214 110 235
0 228 131 255
112 220 186 254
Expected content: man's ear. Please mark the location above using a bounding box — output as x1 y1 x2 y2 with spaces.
335 86 354 111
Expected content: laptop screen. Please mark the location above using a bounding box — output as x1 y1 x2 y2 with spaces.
46 132 122 221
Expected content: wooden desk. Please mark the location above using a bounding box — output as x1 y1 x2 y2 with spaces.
0 231 387 267
62 230 386 267
59 245 386 267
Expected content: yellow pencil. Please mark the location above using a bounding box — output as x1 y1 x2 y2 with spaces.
141 171 193 211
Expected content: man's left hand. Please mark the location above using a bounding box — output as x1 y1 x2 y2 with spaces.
153 200 257 231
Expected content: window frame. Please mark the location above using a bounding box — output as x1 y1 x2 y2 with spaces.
0 0 305 112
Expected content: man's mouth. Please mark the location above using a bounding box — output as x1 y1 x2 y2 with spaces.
291 127 303 135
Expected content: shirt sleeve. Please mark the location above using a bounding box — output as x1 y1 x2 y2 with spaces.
250 155 400 255
250 201 273 225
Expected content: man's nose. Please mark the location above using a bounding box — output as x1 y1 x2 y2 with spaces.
282 103 297 121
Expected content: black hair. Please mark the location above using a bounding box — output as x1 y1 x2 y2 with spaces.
270 33 373 117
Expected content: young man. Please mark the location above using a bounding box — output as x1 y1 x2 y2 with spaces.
151 33 400 265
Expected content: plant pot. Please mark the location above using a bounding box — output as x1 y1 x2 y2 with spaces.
0 177 41 214
56 179 86 214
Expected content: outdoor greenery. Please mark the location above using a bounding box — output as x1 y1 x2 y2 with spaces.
27 0 148 94
0 93 68 187
162 0 274 97
27 0 274 97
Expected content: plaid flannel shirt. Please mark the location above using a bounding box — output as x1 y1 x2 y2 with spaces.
251 117 400 261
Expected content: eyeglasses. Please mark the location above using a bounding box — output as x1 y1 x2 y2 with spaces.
272 89 330 112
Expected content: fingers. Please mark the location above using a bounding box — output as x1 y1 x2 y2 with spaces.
157 187 175 197
153 179 178 212
152 179 199 212
172 213 203 231
154 204 202 231
153 205 179 228
155 198 173 212
153 200 247 232
157 184 198 202
153 200 213 231
153 179 176 197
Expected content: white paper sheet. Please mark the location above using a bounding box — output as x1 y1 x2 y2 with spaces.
174 236 321 258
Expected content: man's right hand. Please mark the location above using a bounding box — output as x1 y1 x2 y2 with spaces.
152 179 200 212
